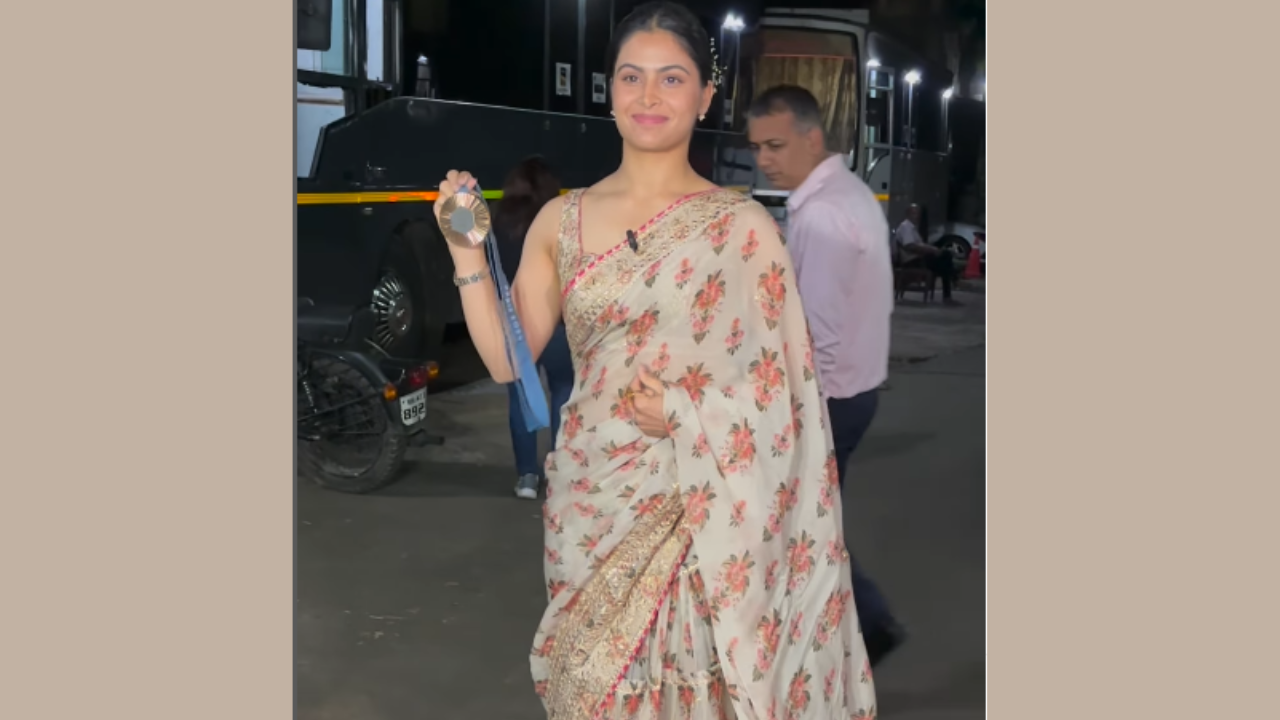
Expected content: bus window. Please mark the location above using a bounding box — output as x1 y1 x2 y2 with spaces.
755 54 860 156
865 67 894 148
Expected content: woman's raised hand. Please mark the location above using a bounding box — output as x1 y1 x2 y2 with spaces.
433 169 481 256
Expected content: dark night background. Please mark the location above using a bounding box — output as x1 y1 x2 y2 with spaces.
400 1 759 116
394 0 984 220
399 0 985 116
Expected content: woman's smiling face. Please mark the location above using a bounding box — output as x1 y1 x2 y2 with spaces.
611 29 714 153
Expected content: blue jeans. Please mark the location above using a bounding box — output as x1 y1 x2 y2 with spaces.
508 324 574 477
827 390 897 635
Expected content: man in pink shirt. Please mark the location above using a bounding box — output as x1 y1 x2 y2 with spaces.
747 85 904 666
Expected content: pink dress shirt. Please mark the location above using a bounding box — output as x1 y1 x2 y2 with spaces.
784 155 894 400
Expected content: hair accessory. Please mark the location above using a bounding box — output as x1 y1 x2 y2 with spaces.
710 38 725 88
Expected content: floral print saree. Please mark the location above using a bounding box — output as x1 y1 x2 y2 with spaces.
530 187 877 720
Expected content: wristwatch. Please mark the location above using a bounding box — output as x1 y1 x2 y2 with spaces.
453 270 489 287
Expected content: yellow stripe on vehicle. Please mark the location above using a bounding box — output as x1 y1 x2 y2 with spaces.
875 194 889 202
296 190 503 205
297 185 757 205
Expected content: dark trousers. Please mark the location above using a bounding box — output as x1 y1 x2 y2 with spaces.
827 389 897 635
508 324 575 477
903 252 956 298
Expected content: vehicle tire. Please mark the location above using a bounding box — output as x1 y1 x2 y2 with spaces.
298 355 407 494
937 235 972 266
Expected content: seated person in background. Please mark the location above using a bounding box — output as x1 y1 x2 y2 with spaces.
893 203 961 306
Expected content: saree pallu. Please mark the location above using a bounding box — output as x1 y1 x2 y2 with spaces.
531 188 877 720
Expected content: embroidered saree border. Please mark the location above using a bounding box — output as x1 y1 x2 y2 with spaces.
544 488 690 720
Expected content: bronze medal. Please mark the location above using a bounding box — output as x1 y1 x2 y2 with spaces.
438 187 492 248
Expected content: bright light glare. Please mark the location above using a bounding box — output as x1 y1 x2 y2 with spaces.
867 58 881 69
942 87 954 100
723 13 745 31
904 70 922 85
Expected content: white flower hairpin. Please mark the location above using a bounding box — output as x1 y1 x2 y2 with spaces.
710 38 725 88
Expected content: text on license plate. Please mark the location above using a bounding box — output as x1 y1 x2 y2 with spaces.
399 389 427 426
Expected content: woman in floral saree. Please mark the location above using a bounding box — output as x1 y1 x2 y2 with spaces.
433 4 876 719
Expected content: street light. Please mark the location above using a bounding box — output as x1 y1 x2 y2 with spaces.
904 69 921 148
942 87 954 151
720 12 745 129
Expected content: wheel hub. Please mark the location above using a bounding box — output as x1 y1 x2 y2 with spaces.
372 274 413 348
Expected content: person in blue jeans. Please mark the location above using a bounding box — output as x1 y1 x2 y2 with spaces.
507 324 573 498
492 157 575 500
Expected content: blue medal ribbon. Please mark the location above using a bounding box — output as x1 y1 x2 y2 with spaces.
469 185 551 433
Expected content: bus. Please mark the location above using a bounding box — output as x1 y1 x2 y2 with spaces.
745 6 980 263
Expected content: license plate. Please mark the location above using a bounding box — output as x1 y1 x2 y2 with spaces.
399 388 427 426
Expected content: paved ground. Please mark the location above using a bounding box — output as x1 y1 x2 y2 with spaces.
889 283 985 363
296 294 985 720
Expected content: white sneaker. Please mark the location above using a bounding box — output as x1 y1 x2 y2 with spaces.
514 474 540 500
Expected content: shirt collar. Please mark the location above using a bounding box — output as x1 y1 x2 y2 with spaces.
787 154 844 213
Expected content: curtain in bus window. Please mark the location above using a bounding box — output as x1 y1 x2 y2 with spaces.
754 55 858 155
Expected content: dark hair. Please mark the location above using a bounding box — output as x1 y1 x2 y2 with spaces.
493 156 560 283
747 84 825 134
605 1 714 86
495 155 560 237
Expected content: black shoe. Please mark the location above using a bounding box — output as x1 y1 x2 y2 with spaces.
864 622 907 667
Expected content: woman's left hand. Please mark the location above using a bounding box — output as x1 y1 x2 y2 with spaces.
629 366 669 438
